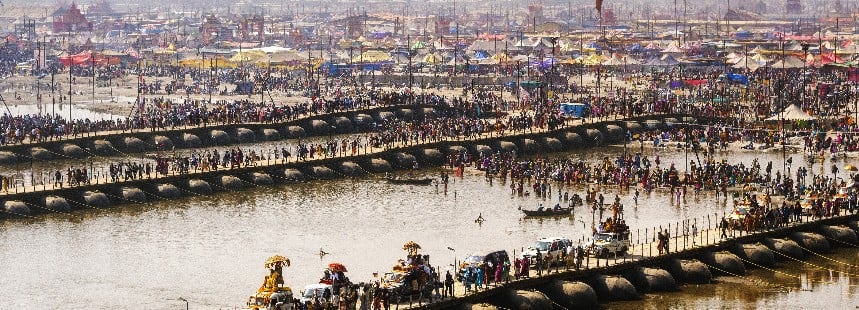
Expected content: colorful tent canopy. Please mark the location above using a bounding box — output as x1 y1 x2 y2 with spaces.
229 50 266 63
59 51 121 67
491 53 510 63
352 50 393 63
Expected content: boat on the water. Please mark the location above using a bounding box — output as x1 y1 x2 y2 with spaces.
521 205 573 217
386 177 433 185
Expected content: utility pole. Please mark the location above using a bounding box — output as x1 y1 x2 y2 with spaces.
68 58 72 122
674 0 679 46
91 49 95 108
454 22 459 77
683 0 687 45
51 70 55 116
407 34 413 89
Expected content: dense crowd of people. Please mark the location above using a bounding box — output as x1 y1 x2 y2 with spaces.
0 89 469 144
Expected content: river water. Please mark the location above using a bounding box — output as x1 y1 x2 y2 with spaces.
0 145 858 309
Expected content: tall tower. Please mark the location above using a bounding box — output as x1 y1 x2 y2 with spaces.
785 0 802 14
527 1 544 30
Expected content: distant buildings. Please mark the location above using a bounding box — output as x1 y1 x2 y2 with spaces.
52 2 92 33
86 0 115 17
238 15 264 42
786 0 803 14
200 15 231 45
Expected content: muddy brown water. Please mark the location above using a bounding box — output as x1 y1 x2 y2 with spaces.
0 145 857 309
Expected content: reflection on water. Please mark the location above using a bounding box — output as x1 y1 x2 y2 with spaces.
604 248 859 310
0 146 857 309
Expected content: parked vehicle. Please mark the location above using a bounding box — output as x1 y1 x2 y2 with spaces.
586 232 630 257
458 250 509 282
298 283 333 306
381 269 435 298
522 237 572 266
380 241 436 299
559 102 591 118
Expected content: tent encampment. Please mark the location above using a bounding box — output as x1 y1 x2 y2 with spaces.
765 104 817 122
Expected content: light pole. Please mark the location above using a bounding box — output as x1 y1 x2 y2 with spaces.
447 246 456 296
781 35 786 174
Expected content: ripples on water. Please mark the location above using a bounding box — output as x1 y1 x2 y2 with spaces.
0 146 857 309
605 248 859 310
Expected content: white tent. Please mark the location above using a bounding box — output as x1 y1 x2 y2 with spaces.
252 45 292 54
765 104 817 121
661 43 684 53
732 58 761 71
770 56 806 69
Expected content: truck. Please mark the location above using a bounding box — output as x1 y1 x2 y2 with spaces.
586 232 630 257
559 102 591 118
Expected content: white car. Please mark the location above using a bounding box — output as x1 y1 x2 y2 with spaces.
299 283 333 305
522 237 572 266
587 232 630 257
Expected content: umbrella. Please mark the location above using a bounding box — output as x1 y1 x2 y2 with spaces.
402 241 421 250
264 255 291 269
845 164 857 171
328 262 348 273
402 241 422 255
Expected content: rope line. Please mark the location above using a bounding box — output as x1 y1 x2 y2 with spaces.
772 250 859 278
268 172 307 183
735 256 802 279
701 261 792 292
547 298 570 310
64 197 108 212
106 142 136 159
792 242 859 268
137 188 175 201
0 208 41 220
233 174 270 188
822 235 859 248
175 185 211 197
102 192 157 207
22 201 73 217
206 178 242 192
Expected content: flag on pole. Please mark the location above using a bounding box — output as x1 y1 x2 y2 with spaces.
596 0 604 15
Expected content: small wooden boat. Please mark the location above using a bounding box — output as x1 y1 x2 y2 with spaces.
522 207 573 217
386 177 433 185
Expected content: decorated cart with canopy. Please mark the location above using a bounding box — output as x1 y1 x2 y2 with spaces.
245 255 295 310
